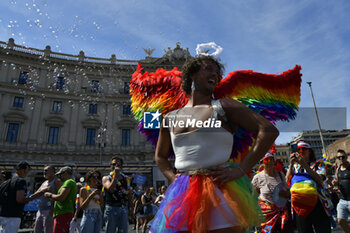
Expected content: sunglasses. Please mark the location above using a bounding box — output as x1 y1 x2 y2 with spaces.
57 171 66 177
92 175 100 179
337 156 346 160
263 158 273 163
110 162 122 166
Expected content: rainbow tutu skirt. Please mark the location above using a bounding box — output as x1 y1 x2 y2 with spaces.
150 170 263 233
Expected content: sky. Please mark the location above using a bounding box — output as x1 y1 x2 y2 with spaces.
0 0 349 144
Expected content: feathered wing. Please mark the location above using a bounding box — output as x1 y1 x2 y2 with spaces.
130 64 188 147
130 64 302 162
214 65 302 163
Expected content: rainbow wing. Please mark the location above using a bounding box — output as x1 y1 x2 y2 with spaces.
130 64 302 161
130 64 188 147
214 65 302 162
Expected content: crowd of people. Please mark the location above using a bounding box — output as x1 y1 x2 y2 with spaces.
251 143 350 233
0 147 349 233
0 157 167 233
0 56 350 233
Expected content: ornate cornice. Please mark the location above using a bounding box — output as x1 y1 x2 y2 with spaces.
3 112 28 123
81 118 101 128
44 115 67 127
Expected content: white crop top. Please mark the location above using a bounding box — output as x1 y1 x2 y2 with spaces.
170 100 234 171
86 188 101 210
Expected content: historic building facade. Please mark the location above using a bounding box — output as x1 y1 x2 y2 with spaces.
0 38 190 189
291 129 350 159
327 135 350 160
274 144 290 166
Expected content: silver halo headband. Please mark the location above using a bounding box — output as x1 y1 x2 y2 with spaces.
196 42 223 57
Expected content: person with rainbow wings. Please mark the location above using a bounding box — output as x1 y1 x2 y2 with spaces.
130 43 302 233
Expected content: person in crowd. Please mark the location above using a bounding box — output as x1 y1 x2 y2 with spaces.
131 191 140 230
252 153 291 233
0 172 6 214
70 182 83 233
44 166 77 233
31 165 62 233
315 164 338 230
286 140 331 233
332 149 350 232
0 162 34 232
102 157 131 233
274 159 286 174
79 170 103 233
325 169 339 212
154 185 167 207
141 187 155 233
149 187 158 215
133 193 145 233
150 56 279 232
150 187 157 202
0 173 6 185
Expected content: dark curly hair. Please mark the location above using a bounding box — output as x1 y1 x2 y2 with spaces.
302 145 316 163
181 56 224 96
110 156 123 166
308 148 316 163
337 149 346 156
85 170 102 183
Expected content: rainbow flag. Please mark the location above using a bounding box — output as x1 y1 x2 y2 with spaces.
290 173 318 217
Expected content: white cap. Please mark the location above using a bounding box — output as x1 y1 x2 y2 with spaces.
297 140 311 149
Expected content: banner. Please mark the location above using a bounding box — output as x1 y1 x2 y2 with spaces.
133 174 147 185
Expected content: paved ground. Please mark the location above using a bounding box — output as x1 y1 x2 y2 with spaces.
19 223 345 233
127 224 346 233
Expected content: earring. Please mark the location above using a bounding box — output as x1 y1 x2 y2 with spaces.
191 82 196 91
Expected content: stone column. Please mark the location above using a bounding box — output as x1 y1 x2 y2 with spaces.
40 69 48 88
27 98 42 145
105 103 113 152
0 93 3 112
68 102 79 150
2 60 11 83
0 61 8 82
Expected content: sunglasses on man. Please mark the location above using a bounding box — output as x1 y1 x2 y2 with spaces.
57 172 66 178
110 162 122 167
337 155 346 160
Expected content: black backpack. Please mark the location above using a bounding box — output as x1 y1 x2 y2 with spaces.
0 179 12 205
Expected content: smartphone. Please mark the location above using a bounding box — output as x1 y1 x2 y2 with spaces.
291 143 298 153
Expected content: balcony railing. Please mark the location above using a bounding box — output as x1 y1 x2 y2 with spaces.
0 39 138 65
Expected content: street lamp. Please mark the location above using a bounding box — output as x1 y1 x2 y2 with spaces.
307 82 327 156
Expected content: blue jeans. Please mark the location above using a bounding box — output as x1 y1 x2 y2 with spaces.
80 209 103 233
104 205 128 233
337 199 350 220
